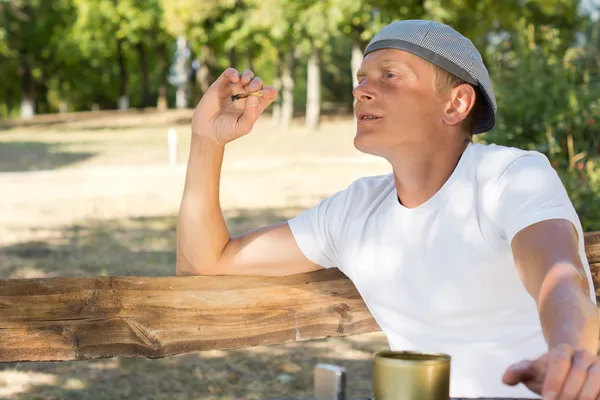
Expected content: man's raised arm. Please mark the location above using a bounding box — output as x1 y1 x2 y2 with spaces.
176 68 322 277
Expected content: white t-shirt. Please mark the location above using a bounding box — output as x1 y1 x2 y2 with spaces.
288 142 596 399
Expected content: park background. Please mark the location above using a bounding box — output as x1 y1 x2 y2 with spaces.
1 0 599 399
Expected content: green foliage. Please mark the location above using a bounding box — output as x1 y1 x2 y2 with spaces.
424 0 582 51
485 19 600 230
0 0 172 114
558 164 600 231
0 0 78 113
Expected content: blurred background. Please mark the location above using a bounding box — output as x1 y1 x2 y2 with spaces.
1 0 599 399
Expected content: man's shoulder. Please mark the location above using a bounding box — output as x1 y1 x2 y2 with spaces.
470 142 551 182
348 173 394 192
326 173 394 214
343 173 395 202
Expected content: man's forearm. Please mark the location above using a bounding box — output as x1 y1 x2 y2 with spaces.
538 265 600 354
176 135 231 275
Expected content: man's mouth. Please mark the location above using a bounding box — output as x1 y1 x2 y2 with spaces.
358 114 383 122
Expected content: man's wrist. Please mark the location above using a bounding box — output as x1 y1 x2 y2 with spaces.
190 134 226 151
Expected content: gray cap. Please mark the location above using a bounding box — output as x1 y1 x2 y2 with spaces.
364 20 497 134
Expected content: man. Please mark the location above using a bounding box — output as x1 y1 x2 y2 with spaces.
176 20 600 399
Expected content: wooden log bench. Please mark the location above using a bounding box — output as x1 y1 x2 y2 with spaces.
0 231 599 399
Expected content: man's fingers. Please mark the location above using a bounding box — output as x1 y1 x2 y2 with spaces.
216 67 240 88
247 76 263 92
257 86 278 107
240 69 254 85
235 95 262 135
260 86 277 100
255 86 279 115
557 350 595 399
579 362 600 400
542 344 573 399
503 360 534 386
235 86 278 135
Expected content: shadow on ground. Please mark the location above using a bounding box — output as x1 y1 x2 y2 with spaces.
0 142 96 172
0 205 389 399
0 109 158 130
0 206 306 278
0 335 388 400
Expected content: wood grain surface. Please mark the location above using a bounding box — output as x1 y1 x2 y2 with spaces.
0 231 598 363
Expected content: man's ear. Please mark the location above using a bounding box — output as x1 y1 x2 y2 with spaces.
441 83 476 127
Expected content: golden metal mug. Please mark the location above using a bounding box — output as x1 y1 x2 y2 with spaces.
373 350 451 400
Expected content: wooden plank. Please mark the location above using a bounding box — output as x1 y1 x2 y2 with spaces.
585 231 600 299
0 269 380 362
0 231 598 363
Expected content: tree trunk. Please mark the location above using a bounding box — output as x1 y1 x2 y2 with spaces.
137 42 151 108
197 47 215 96
351 41 363 118
116 37 129 110
156 42 168 111
305 47 321 131
174 36 189 109
272 57 282 126
281 48 295 132
19 51 35 119
228 47 237 68
247 47 255 72
176 87 187 109
35 80 49 114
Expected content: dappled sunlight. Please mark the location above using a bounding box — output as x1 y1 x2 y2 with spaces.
0 370 58 397
0 338 385 399
86 358 120 370
61 378 87 390
7 265 53 279
0 216 178 277
196 350 230 359
0 207 318 278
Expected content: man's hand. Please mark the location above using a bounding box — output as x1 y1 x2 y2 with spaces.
191 67 278 145
502 343 600 399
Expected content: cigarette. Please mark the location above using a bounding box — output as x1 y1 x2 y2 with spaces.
231 90 264 102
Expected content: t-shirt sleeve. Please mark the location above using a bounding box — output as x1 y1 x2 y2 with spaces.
495 152 580 244
287 188 351 270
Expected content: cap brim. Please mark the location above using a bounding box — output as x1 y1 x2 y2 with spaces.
473 88 495 134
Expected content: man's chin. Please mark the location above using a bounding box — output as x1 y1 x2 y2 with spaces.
353 131 385 157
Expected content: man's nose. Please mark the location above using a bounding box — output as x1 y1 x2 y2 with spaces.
353 80 375 101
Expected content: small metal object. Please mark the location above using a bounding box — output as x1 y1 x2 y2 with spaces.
230 90 263 102
314 363 346 400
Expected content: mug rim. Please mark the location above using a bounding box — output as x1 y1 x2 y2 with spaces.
374 350 451 365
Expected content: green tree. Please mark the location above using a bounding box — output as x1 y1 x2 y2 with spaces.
424 0 582 54
163 0 240 101
486 20 600 230
0 0 77 117
73 0 171 110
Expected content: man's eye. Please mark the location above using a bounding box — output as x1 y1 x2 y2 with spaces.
386 72 397 78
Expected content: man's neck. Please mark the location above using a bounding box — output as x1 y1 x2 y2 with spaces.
388 140 469 209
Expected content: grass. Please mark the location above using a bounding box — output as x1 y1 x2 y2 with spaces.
0 110 391 399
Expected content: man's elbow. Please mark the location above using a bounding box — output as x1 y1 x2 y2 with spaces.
176 265 197 276
175 257 223 276
175 259 196 276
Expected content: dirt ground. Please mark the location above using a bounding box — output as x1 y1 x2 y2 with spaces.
0 110 391 399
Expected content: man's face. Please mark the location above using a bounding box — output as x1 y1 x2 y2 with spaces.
353 48 446 157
